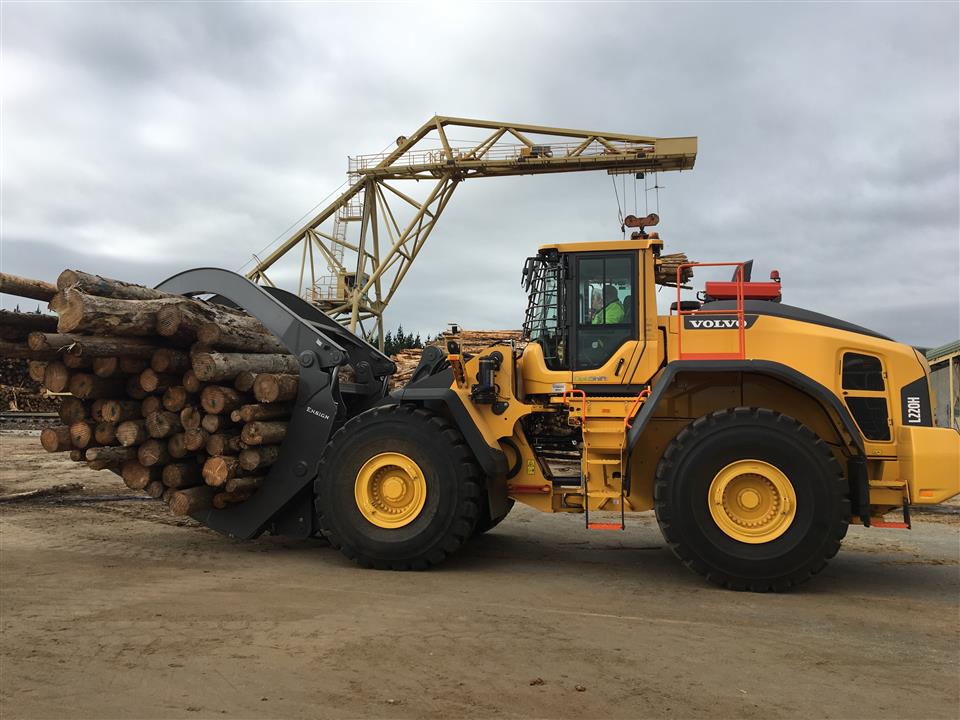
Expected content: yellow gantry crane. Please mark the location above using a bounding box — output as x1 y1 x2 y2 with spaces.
245 116 697 345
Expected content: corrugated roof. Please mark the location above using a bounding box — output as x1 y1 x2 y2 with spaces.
926 340 960 362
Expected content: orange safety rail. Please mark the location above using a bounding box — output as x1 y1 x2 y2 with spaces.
673 262 747 361
624 388 651 428
562 387 587 422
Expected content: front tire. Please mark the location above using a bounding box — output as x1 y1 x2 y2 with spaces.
654 407 849 591
316 404 481 570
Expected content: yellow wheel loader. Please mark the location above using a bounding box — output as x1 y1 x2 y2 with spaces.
159 236 960 591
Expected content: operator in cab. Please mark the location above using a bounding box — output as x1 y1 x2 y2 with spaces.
592 284 624 324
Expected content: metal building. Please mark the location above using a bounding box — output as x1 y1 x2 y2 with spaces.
926 340 960 431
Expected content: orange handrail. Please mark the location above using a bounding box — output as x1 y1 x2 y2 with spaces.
673 262 747 361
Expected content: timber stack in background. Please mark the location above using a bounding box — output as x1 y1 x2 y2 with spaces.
1 269 522 517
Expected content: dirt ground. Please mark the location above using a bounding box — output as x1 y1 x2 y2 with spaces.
1 432 958 720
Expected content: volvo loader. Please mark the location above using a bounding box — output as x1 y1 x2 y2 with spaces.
157 236 960 591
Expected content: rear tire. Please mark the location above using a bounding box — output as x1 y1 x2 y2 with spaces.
316 404 481 570
654 407 849 592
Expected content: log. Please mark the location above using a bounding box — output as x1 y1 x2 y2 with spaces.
56 269 172 301
27 360 47 383
144 480 166 498
167 432 189 459
156 300 263 340
42 362 70 393
57 289 176 336
125 376 148 400
116 419 149 447
58 397 87 424
162 462 203 489
213 489 254 508
69 449 86 462
139 369 180 393
138 439 171 467
206 433 244 457
0 339 55 360
0 272 57 302
40 425 73 452
121 460 161 490
234 371 257 393
253 373 299 403
92 357 121 378
141 395 163 417
94 422 117 446
69 420 96 449
197 322 287 353
225 475 263 493
62 353 93 369
240 421 287 446
202 456 245 487
183 428 208 452
0 309 58 335
162 488 175 504
119 356 149 374
161 386 192 413
192 352 299 383
180 405 203 430
238 403 293 423
169 486 215 516
28 332 160 359
239 445 280 472
90 399 108 422
200 412 235 434
0 483 84 503
86 445 137 469
151 348 190 374
182 369 203 393
68 373 126 400
101 399 141 423
200 385 246 415
145 410 182 439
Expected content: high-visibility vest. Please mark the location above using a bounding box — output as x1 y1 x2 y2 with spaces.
592 301 624 325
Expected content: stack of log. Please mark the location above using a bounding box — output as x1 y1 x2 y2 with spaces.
389 330 524 387
655 253 694 287
1 269 299 517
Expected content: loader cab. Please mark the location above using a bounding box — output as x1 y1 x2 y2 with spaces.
521 239 661 393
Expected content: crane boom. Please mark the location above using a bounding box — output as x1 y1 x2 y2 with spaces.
245 116 697 346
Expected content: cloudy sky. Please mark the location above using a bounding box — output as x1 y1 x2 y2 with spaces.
2 2 958 347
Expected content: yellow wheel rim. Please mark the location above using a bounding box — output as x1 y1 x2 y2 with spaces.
354 452 427 529
708 459 797 544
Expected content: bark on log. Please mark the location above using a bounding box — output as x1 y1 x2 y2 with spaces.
200 412 235 434
196 322 287 353
101 399 141 423
183 428 209 452
167 432 189 459
42 362 70 393
69 420 96 449
0 272 57 302
141 396 163 417
200 385 246 415
69 449 86 462
28 332 160 359
213 490 254 508
146 410 182 439
192 352 299 383
40 425 73 452
139 369 180 393
0 340 56 360
57 269 171 301
0 309 58 335
94 422 117 446
119 356 149 374
58 397 88 424
138 439 171 467
238 403 293 423
202 456 245 487
162 462 203 489
253 373 299 403
233 371 257 393
169 486 214 516
180 405 203 430
86 446 137 469
182 369 203 393
62 353 93 369
225 476 263 493
57 289 177 336
162 488 175 504
155 300 263 340
240 421 287 446
68 373 126 399
162 386 192 412
121 460 161 490
144 480 166 499
116 419 149 447
205 433 244 457
151 348 190 374
238 445 280 472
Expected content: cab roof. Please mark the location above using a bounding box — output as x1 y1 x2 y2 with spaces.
538 237 664 254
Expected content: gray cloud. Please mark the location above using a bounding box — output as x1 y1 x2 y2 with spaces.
2 2 957 348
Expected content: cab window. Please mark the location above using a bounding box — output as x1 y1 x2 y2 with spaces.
575 254 635 369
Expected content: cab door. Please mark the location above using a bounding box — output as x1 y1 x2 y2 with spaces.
570 252 640 387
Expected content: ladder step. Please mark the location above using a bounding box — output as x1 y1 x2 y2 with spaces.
871 520 910 529
587 522 624 531
585 458 620 465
